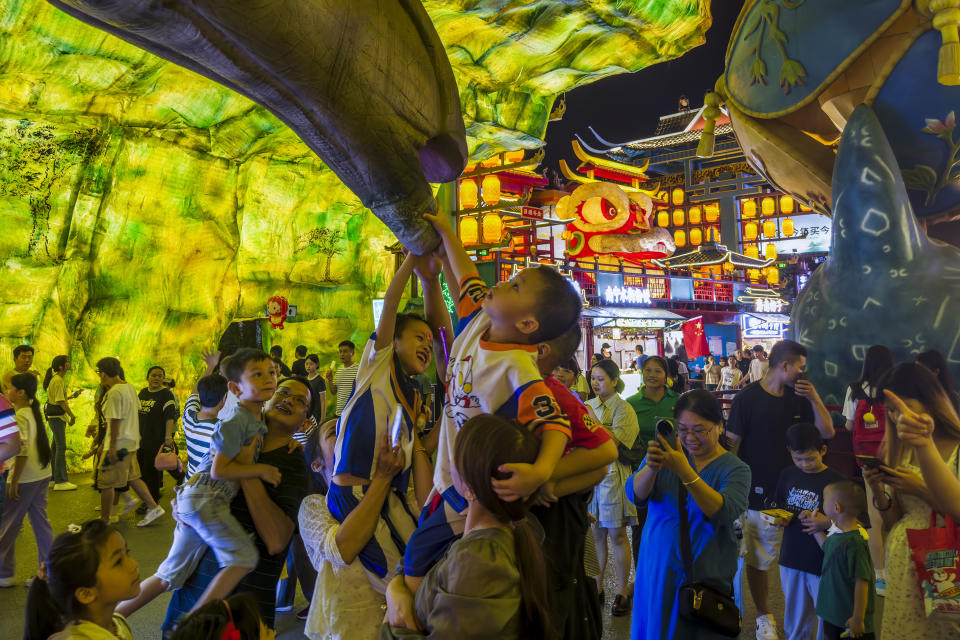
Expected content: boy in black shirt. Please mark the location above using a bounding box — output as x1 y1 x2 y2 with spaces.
772 424 845 640
727 339 833 640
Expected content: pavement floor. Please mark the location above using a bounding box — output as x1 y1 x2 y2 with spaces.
1 472 882 640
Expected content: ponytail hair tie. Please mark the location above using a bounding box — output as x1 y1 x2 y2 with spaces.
221 601 242 640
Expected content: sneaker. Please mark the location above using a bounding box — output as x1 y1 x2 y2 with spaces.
120 494 139 517
53 482 77 491
756 614 779 640
137 505 165 527
275 604 293 613
875 576 887 597
296 607 309 621
136 503 148 515
0 576 16 587
611 594 630 617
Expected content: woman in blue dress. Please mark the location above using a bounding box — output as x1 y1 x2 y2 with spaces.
626 390 750 639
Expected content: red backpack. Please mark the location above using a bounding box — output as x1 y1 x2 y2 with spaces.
852 395 886 458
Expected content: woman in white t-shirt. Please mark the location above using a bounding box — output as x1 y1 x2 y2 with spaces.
718 356 742 390
43 355 79 491
0 373 53 585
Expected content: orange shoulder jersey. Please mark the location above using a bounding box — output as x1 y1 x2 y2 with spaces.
433 275 571 508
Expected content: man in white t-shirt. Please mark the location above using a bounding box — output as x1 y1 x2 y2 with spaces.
325 340 360 416
95 357 165 527
749 345 769 383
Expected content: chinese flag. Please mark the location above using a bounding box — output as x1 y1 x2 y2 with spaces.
682 317 709 359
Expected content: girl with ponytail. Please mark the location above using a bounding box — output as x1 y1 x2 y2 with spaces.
384 414 552 639
0 373 53 586
24 519 140 639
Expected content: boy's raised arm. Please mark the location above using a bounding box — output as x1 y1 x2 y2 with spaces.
373 253 416 350
423 212 477 287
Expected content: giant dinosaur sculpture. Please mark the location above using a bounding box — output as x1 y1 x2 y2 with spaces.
789 104 960 404
48 0 468 254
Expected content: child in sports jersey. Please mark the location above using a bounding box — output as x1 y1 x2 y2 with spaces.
327 252 450 582
533 325 617 639
402 211 581 591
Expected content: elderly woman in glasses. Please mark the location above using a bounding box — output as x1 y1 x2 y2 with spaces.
626 390 750 640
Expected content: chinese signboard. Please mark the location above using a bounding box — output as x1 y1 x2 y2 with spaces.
741 315 788 339
603 286 651 306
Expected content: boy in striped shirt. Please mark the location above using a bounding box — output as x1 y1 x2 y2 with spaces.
182 373 229 477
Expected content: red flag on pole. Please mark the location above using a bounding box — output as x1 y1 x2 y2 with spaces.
682 317 709 359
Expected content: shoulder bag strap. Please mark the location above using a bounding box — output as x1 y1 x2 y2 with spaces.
677 477 695 581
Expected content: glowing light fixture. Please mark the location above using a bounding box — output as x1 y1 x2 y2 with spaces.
480 155 501 168
459 179 478 209
705 203 719 223
780 195 795 214
481 214 503 243
459 216 479 245
742 199 757 219
748 268 761 281
481 174 501 205
762 219 776 238
674 229 686 248
744 222 758 240
761 197 775 216
673 209 685 226
766 266 780 285
672 188 684 205
504 150 525 163
690 228 702 245
765 243 777 260
689 206 701 225
657 210 669 227
783 218 795 237
745 244 759 259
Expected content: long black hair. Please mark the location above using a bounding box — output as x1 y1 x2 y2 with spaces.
916 349 958 408
848 345 894 401
10 373 50 468
24 520 116 639
43 355 70 392
454 415 552 640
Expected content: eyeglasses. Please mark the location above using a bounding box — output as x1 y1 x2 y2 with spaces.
677 426 716 437
274 387 308 408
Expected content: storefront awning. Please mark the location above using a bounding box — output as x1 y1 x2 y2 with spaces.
582 307 687 322
745 312 791 324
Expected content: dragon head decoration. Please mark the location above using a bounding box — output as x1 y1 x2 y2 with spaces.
556 182 675 265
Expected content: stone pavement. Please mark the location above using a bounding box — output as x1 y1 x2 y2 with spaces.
1 473 881 639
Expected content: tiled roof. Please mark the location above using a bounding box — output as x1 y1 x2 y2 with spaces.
653 111 698 136
653 242 773 269
624 123 734 150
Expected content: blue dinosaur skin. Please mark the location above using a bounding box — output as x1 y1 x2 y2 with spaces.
789 105 960 406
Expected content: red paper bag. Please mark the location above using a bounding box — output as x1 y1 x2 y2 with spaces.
906 513 960 621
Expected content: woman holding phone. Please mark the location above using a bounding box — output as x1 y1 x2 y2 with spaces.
627 390 750 639
865 363 960 637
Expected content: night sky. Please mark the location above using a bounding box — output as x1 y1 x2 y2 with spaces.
542 1 746 172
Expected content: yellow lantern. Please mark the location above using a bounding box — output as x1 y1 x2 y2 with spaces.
763 219 777 238
742 199 757 219
480 155 500 168
481 174 501 206
673 209 685 227
672 188 685 205
481 214 503 243
766 267 780 285
459 179 478 209
707 226 721 242
459 216 479 245
657 210 669 227
745 244 759 259
710 265 722 276
464 163 476 174
690 228 703 245
705 202 720 222
765 243 778 260
744 222 758 240
674 230 686 248
780 195 795 214
800 202 812 212
504 150 525 164
657 190 669 203
723 261 735 273
748 268 761 281
762 197 776 216
689 206 702 225
783 218 795 237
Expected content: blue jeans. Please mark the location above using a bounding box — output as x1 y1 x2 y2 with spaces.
47 416 68 483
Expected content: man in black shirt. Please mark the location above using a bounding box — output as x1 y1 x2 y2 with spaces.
291 345 308 378
162 377 313 629
726 340 833 640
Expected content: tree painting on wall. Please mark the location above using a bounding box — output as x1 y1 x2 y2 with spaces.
296 226 345 282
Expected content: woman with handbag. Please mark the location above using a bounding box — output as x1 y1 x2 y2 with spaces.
42 355 81 491
586 359 640 617
864 363 960 636
626 390 750 639
137 366 183 508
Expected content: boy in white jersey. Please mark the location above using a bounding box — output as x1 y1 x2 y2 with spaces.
402 211 581 592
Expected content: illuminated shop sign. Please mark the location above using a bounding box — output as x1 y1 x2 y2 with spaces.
615 318 666 329
741 315 787 339
754 298 786 313
603 286 651 306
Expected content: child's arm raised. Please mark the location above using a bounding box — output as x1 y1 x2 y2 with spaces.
211 438 281 486
423 212 478 286
414 254 454 380
374 253 416 351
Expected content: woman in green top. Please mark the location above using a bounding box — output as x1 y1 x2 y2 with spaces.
384 414 550 640
625 356 679 557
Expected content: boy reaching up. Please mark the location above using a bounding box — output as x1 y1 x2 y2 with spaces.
402 210 581 591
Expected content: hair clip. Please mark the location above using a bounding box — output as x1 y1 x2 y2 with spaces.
221 601 242 640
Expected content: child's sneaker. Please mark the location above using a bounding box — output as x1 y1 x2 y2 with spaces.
756 614 780 640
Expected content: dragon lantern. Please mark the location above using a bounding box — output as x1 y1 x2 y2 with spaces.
555 182 675 265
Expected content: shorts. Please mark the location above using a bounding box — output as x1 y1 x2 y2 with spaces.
403 489 467 577
740 509 784 570
97 452 141 489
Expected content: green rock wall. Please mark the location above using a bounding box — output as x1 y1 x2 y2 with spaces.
0 0 710 470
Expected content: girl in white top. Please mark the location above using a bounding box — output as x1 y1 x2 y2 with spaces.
25 519 139 640
718 356 742 390
0 373 53 584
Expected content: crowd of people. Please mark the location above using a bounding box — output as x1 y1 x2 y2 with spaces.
0 212 957 640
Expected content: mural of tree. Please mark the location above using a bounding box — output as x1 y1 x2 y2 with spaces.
296 226 345 282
